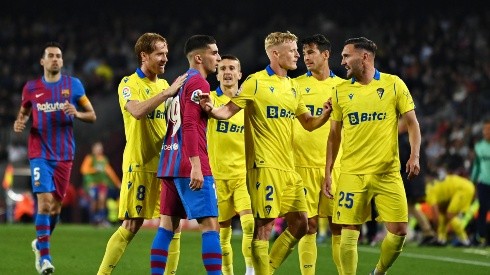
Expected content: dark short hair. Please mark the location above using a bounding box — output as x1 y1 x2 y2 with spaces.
42 41 63 58
344 37 377 54
184 35 216 56
300 34 331 53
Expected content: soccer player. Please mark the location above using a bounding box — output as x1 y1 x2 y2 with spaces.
293 34 344 275
471 117 490 247
13 41 97 274
426 173 475 246
80 141 121 226
207 55 255 275
324 37 421 275
97 33 187 275
201 31 332 275
150 35 222 275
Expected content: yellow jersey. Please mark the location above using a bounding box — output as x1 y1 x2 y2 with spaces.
426 174 475 205
118 68 169 173
331 70 415 174
207 87 246 179
232 65 310 171
293 71 344 168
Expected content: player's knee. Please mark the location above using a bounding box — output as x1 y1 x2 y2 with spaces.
122 218 144 233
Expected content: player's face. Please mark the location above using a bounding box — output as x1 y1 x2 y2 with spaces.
277 40 299 70
341 44 364 79
217 59 242 88
302 43 328 73
202 44 221 75
144 41 169 75
41 47 63 74
483 122 490 141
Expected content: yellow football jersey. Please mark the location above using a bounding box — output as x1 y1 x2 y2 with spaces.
118 68 169 173
207 88 246 179
332 70 415 174
232 66 310 171
426 175 475 205
293 71 344 168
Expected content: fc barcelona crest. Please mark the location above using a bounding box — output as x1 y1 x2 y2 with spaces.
61 89 70 98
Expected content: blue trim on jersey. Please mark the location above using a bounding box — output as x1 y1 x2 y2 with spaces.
350 68 380 83
136 68 146 78
266 65 275 76
216 86 224 97
306 70 336 77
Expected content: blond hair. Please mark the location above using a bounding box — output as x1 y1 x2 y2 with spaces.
264 31 298 50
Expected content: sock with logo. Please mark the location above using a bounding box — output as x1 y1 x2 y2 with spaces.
36 213 52 263
165 231 181 275
252 240 269 275
240 214 255 272
202 231 222 275
97 226 135 275
269 228 298 273
375 231 406 273
150 227 174 275
298 233 317 275
220 226 234 275
340 229 360 275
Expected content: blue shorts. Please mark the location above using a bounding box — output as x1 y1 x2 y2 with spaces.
29 158 72 201
161 176 218 220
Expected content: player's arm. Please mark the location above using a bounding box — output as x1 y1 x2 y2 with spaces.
201 97 241 120
63 96 97 123
401 110 421 180
13 106 31 133
323 119 342 198
125 73 187 119
80 155 97 175
189 156 204 191
296 98 332 131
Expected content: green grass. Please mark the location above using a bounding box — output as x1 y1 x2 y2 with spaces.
0 224 489 274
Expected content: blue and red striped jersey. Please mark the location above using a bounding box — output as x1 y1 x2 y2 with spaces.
21 75 86 161
157 69 212 178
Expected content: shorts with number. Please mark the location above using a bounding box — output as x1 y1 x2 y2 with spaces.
247 167 307 219
333 172 408 225
447 186 475 214
29 158 72 202
295 166 324 218
118 171 160 220
161 176 218 220
216 178 252 222
319 167 340 218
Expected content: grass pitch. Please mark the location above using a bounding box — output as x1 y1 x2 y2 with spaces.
0 224 489 274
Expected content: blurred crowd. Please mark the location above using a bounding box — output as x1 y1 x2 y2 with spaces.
0 3 489 225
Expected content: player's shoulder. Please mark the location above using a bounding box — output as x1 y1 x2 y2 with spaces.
119 72 139 86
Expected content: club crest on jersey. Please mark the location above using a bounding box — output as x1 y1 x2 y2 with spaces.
136 205 143 214
146 88 150 95
122 87 131 99
127 181 133 189
34 181 40 187
269 86 274 93
191 89 202 104
61 89 70 98
265 205 272 215
305 87 311 93
349 93 354 100
377 88 384 99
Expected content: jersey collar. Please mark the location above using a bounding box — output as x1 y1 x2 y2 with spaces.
350 68 380 83
136 68 146 78
216 86 224 97
306 70 336 77
266 65 275 76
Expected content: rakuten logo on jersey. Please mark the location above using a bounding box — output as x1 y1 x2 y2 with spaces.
36 102 65 112
162 143 179 151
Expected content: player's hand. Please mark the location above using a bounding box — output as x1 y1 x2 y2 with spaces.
406 155 420 180
323 97 333 115
13 118 26 132
165 73 188 97
189 167 204 191
63 100 78 118
322 175 334 199
198 92 213 113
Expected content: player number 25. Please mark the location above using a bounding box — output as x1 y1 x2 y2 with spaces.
338 191 354 209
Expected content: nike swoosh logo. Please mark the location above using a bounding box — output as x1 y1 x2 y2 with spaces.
35 93 44 98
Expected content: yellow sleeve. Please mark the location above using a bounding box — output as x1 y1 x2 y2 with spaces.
232 75 256 109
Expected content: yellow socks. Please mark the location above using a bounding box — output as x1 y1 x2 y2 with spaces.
220 226 234 275
165 232 181 275
97 226 135 275
241 214 255 271
298 233 317 275
375 231 406 273
252 240 269 275
339 229 360 275
332 234 342 275
269 229 298 274
449 217 470 244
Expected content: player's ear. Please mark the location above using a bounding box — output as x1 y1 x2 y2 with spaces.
194 54 203 64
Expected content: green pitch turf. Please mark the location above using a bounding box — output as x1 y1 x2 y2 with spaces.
0 224 488 274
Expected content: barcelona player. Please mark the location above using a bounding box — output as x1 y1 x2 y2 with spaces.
324 37 421 275
151 35 222 275
13 41 97 274
201 31 332 274
293 34 344 275
207 55 255 275
97 33 187 275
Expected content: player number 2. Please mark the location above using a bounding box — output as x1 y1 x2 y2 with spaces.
137 185 146 201
265 185 274 201
338 191 354 209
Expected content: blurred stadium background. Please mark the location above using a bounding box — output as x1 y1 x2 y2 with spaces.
0 0 488 240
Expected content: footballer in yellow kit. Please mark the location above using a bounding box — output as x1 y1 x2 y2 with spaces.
118 69 169 219
231 65 312 218
331 70 415 225
294 70 344 219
